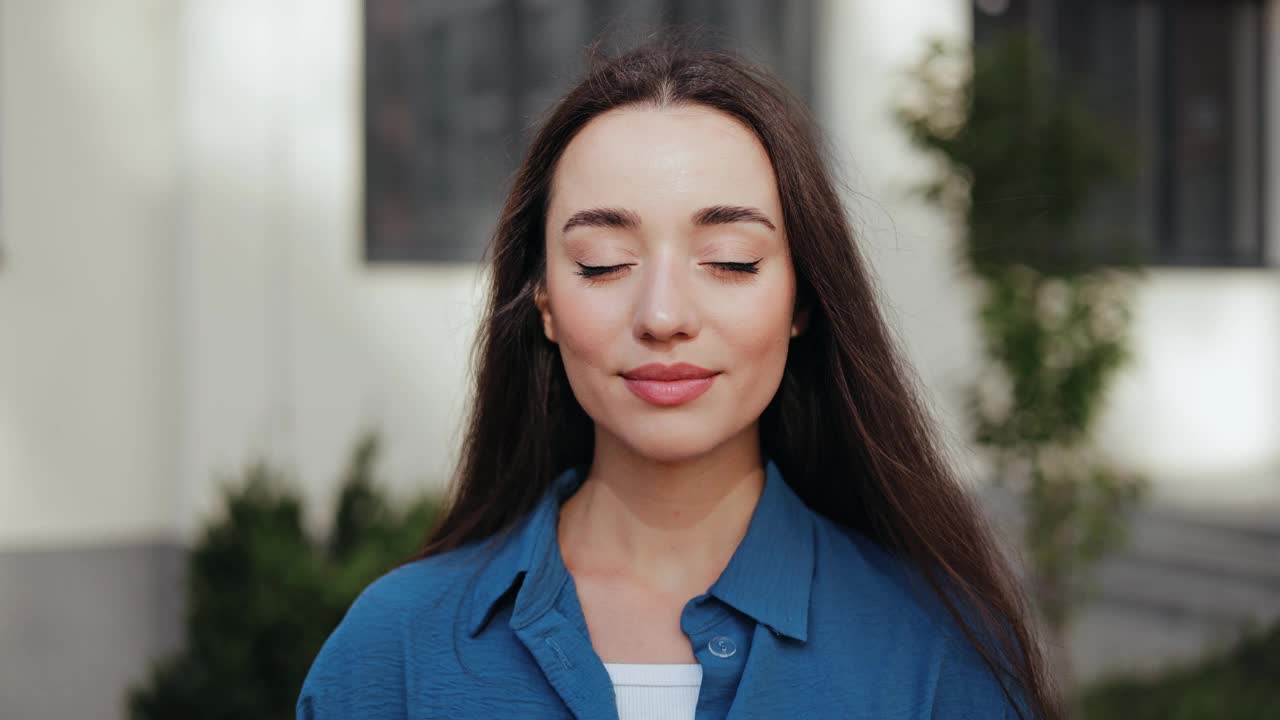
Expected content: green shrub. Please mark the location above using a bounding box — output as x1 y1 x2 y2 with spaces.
1078 621 1280 719
896 33 1147 685
127 432 439 720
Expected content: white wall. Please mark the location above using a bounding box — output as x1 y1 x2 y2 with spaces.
174 0 483 538
0 0 486 547
815 0 987 480
1097 271 1280 508
0 0 179 548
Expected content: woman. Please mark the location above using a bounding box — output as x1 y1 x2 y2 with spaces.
298 40 1059 719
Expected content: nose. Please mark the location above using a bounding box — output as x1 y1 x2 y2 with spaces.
633 253 701 343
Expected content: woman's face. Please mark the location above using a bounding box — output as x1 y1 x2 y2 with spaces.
537 104 803 463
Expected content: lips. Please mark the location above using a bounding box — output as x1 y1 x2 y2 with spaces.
620 362 720 406
621 362 718 381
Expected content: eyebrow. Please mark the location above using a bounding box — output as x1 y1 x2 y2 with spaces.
561 204 777 235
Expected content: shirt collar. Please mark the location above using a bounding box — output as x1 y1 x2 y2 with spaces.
465 457 816 642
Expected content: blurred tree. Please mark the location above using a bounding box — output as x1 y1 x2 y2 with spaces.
896 32 1147 687
127 431 439 720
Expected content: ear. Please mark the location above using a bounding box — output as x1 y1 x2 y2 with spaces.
790 302 810 338
534 284 558 343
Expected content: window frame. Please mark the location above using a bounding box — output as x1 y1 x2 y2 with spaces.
973 0 1271 268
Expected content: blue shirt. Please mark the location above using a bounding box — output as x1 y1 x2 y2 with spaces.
297 459 1025 719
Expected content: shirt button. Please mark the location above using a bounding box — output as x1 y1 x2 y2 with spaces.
708 635 737 658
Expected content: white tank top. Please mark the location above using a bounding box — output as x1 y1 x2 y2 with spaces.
603 663 703 720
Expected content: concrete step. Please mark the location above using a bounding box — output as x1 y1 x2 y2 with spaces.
977 484 1280 681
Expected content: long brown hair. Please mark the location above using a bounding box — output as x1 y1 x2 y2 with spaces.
413 39 1060 720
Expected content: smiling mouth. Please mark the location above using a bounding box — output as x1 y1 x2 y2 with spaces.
620 363 720 406
622 376 718 406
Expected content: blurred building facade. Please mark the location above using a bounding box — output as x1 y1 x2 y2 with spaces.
0 1 1275 718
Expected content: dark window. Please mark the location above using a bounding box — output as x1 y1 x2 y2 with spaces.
364 0 816 263
974 0 1269 267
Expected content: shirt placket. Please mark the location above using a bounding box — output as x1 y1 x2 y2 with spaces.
512 605 620 720
681 595 754 720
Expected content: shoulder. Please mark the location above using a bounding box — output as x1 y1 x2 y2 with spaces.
326 542 485 640
810 516 1031 718
810 513 948 631
296 543 488 720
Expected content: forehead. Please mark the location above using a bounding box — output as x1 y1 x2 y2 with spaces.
548 104 781 222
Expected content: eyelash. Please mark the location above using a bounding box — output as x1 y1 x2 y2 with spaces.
574 260 762 282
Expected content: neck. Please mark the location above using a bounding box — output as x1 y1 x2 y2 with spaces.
557 427 765 596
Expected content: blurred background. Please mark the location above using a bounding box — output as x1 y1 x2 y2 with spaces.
0 0 1275 718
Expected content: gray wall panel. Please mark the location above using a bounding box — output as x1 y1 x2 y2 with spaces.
0 543 185 720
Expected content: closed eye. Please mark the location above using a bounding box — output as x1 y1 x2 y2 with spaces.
706 260 761 274
573 259 761 282
574 262 630 278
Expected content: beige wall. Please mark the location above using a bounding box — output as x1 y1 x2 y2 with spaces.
0 0 482 549
0 0 179 548
815 0 985 479
173 0 481 539
1096 271 1280 507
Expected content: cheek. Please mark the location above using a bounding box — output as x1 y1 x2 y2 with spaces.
712 276 795 405
555 309 626 429
547 272 622 379
719 278 794 361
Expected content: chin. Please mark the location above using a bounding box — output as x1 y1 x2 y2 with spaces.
608 417 742 465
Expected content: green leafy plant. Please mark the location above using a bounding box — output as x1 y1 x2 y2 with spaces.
896 32 1147 683
127 431 439 720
